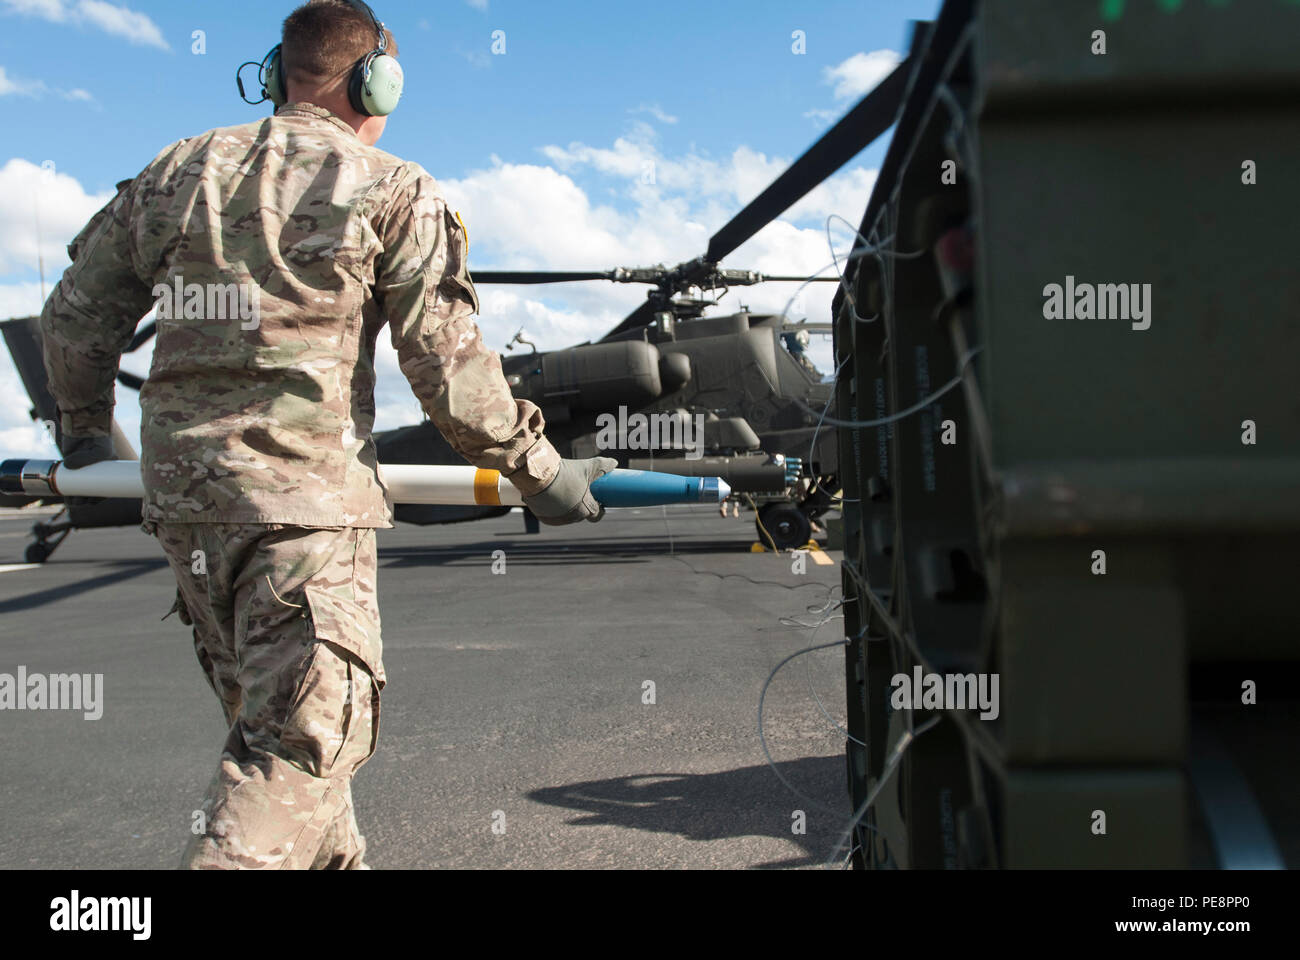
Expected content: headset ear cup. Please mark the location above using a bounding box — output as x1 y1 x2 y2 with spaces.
355 53 404 116
346 56 370 115
264 45 287 106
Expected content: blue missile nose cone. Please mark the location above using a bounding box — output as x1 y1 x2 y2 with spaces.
589 469 731 507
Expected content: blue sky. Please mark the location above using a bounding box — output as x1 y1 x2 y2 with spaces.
0 0 940 456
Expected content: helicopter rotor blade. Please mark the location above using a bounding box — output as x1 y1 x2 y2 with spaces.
595 275 841 341
599 299 661 342
125 320 156 353
749 275 842 283
703 56 913 265
471 271 619 285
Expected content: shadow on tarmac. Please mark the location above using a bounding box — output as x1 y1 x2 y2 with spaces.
528 755 852 868
379 537 756 569
0 558 167 615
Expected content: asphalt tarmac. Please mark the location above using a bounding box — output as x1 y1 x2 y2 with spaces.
0 503 851 869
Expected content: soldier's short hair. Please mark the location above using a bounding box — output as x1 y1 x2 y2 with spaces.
281 0 398 89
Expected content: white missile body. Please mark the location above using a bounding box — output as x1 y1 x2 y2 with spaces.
0 458 731 508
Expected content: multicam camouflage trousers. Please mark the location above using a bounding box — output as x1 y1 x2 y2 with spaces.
146 522 384 869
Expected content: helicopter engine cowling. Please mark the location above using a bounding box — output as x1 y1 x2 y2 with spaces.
529 340 682 413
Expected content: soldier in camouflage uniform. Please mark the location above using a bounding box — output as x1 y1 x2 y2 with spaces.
38 0 613 868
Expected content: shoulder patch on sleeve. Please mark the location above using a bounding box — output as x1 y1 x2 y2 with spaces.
442 207 480 316
455 211 469 256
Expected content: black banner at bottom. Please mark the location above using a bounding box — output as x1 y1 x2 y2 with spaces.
1 868 1292 945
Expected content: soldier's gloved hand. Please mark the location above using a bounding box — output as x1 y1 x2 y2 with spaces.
61 435 116 508
62 435 116 469
522 456 617 525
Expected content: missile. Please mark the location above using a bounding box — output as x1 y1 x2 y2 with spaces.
0 458 730 508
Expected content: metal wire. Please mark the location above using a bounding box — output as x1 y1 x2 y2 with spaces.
756 636 858 817
792 345 984 430
822 714 943 867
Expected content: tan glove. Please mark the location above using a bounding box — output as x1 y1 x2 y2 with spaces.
522 457 617 525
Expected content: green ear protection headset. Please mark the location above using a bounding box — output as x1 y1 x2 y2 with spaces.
236 0 403 117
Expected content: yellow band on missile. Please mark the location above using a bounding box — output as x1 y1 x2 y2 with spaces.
473 468 501 505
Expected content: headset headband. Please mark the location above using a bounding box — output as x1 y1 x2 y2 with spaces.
345 0 387 55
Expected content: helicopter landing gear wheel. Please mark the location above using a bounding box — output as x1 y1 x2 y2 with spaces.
756 503 811 551
25 514 70 564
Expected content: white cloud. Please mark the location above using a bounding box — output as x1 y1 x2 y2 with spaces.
632 103 678 125
466 0 488 9
534 125 876 235
434 124 873 377
0 65 44 96
0 65 95 101
2 0 66 19
0 423 58 459
802 107 838 126
0 280 45 318
0 158 114 276
75 0 165 48
802 50 905 130
823 49 902 102
0 0 168 50
446 160 641 269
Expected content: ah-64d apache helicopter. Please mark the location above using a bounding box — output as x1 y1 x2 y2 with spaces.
2 60 908 561
379 264 841 550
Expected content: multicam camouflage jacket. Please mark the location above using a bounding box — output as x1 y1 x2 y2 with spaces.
39 102 560 527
